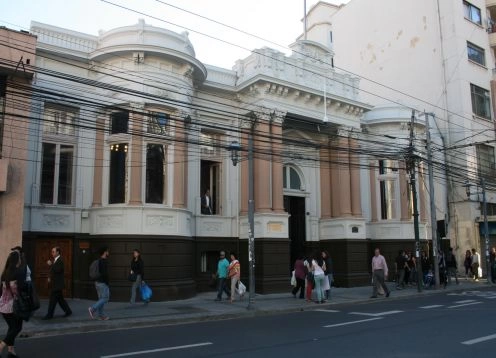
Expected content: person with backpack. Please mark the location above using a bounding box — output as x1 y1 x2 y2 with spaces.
88 247 110 320
445 247 459 285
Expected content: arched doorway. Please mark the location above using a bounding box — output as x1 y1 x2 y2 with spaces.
283 165 306 272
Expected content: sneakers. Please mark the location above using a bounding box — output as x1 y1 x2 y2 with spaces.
99 315 110 321
88 307 95 319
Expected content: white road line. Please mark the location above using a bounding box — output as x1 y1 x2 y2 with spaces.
461 333 496 345
419 305 444 309
349 310 403 317
100 342 214 358
323 317 383 328
315 309 340 313
454 299 476 304
447 302 482 309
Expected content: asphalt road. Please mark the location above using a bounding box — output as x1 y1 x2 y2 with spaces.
15 287 496 358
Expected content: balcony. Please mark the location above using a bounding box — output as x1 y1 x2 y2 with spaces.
487 0 496 9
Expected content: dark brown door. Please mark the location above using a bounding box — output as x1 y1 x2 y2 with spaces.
34 239 72 298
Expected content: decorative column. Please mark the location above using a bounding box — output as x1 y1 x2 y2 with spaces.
173 118 187 208
399 162 411 221
330 141 342 218
92 116 105 207
254 121 271 213
369 160 378 222
271 118 285 213
320 145 332 219
349 135 362 217
129 105 143 205
240 128 249 215
337 133 352 217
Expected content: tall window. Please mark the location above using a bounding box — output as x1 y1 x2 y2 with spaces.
108 143 128 204
110 111 129 134
467 42 485 66
0 75 6 158
147 112 169 135
283 165 302 190
43 104 77 136
146 144 166 204
200 131 222 215
470 84 491 119
40 143 74 204
476 144 496 181
463 1 482 25
378 160 398 220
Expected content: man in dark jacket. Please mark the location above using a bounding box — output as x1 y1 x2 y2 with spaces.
88 247 110 321
42 247 72 320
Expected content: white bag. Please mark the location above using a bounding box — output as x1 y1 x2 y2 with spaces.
237 281 246 296
291 270 296 286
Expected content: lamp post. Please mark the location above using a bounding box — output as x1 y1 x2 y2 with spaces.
464 179 491 284
228 111 257 310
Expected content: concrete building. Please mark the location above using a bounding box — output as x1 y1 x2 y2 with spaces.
302 0 496 273
0 27 36 265
19 18 433 301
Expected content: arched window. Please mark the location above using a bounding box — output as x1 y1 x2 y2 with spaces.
283 166 302 190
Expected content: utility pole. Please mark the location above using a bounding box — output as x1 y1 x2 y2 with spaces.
407 110 423 292
247 111 257 310
481 178 491 284
425 112 440 289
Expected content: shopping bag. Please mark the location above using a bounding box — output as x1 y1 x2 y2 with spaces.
290 270 296 286
140 282 152 301
237 281 246 296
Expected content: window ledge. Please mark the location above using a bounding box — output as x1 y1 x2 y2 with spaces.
468 59 488 70
464 17 484 29
472 114 493 122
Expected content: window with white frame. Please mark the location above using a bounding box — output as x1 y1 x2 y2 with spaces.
476 144 496 180
147 112 169 135
470 84 491 119
108 143 128 204
378 159 399 220
43 104 77 136
467 42 485 66
40 143 74 204
145 143 166 204
463 1 482 25
283 165 302 191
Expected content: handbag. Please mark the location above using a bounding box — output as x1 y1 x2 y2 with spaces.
128 273 137 282
140 282 152 302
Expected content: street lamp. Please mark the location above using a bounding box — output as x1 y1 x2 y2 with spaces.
228 141 240 166
464 179 491 284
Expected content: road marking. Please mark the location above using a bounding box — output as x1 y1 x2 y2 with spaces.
461 333 496 345
349 310 403 317
100 342 214 358
315 309 340 313
419 305 444 309
447 301 482 309
454 299 476 304
323 317 383 328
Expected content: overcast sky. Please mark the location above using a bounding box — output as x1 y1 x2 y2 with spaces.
1 0 348 69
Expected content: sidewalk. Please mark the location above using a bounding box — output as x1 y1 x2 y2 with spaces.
12 278 493 338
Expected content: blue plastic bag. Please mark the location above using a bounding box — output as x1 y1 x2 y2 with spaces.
140 282 152 302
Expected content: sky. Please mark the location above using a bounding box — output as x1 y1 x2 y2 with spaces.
0 0 348 69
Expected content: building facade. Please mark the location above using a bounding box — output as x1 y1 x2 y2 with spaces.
20 19 431 301
0 28 36 265
303 0 496 273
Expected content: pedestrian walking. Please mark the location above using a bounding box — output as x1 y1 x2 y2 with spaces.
227 252 240 303
291 255 306 299
395 250 407 289
445 247 459 285
464 250 472 278
321 250 333 300
311 253 326 304
215 251 231 301
88 247 110 320
490 247 496 284
42 246 72 319
471 248 480 281
0 250 25 357
370 248 390 298
420 250 431 285
438 249 447 288
129 249 144 305
303 257 313 302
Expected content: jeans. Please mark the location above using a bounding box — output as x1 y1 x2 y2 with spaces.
92 282 110 317
325 274 333 299
216 277 230 299
314 274 325 302
130 274 142 304
1 313 23 346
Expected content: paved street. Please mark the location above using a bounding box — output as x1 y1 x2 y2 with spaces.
14 285 496 357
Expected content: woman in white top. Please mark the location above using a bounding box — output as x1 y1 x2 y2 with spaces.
311 254 326 304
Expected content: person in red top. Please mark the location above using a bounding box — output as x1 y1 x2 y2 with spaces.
292 255 306 299
227 252 241 303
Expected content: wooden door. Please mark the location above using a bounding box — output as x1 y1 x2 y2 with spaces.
34 239 72 298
